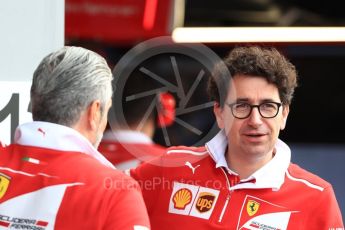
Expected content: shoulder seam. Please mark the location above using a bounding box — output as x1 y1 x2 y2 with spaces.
166 149 208 156
286 170 324 192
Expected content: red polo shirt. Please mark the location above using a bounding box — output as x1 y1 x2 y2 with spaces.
131 130 343 230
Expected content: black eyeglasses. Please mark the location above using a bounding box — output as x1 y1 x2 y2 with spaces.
225 101 282 119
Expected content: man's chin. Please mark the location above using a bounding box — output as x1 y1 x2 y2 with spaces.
243 144 269 156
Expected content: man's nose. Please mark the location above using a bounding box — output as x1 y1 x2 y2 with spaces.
247 107 263 127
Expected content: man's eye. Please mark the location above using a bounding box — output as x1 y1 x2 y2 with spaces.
261 103 276 110
234 103 249 110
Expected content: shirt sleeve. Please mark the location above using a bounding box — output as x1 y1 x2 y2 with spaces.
306 185 344 229
104 174 151 230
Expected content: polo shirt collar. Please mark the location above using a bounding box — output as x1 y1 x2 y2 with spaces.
205 129 231 170
206 129 291 190
102 130 153 144
15 121 115 169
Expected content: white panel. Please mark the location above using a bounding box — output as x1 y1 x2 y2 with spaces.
0 82 32 144
0 0 64 81
0 0 64 143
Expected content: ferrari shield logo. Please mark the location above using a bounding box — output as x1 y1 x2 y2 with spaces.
247 200 260 216
0 173 10 199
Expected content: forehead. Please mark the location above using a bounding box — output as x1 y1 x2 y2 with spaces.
228 75 280 101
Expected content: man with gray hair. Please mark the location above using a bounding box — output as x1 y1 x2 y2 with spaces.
0 46 150 229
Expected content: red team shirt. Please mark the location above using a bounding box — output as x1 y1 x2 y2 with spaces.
0 122 150 230
99 130 166 170
131 130 344 230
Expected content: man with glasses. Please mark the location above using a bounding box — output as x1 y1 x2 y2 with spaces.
130 46 343 229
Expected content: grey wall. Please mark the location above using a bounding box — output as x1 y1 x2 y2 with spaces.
290 144 345 221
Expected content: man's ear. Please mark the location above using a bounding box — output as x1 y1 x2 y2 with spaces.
280 105 289 130
214 102 225 129
88 100 101 131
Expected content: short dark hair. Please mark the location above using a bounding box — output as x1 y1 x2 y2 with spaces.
208 46 298 106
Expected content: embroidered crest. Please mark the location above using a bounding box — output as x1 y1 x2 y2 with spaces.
247 200 260 216
0 173 11 199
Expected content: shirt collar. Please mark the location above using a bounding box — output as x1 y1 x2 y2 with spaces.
205 129 291 190
205 129 231 170
248 139 290 190
15 121 115 169
102 130 153 144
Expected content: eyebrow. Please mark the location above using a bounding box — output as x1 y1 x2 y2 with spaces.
234 98 278 103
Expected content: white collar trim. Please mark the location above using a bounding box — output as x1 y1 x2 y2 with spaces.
102 130 153 144
206 129 231 170
15 121 115 169
206 129 291 190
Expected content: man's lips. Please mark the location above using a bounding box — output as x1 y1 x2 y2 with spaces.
243 132 267 137
242 132 267 142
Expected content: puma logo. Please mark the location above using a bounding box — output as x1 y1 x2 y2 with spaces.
38 128 46 137
185 161 200 174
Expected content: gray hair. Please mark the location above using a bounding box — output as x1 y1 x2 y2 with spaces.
30 46 113 127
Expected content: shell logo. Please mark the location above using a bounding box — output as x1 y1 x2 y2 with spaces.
173 188 192 210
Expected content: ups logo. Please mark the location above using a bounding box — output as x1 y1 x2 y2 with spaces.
195 192 215 213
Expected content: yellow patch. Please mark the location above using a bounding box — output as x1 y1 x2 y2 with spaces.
247 200 260 216
0 173 10 199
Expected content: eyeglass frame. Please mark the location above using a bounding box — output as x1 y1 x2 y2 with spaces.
225 101 282 119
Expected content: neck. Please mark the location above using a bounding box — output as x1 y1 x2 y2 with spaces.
71 111 95 146
125 119 155 139
226 147 275 179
